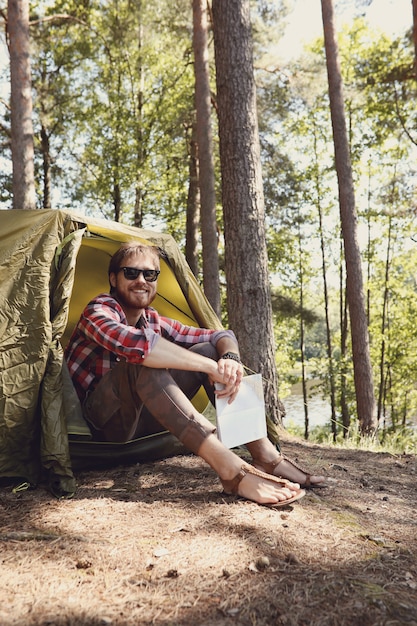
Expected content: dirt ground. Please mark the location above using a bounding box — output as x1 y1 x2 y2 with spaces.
1 434 416 626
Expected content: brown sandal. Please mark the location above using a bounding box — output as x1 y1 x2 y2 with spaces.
220 464 305 507
252 455 327 489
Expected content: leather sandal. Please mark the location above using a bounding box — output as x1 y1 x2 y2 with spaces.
220 463 305 507
252 455 327 489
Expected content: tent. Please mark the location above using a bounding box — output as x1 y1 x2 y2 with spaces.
0 209 225 497
0 209 280 497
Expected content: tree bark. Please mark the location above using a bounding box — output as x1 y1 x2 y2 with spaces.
134 10 144 228
8 0 36 209
40 123 51 208
212 0 282 437
377 215 392 424
412 0 417 81
192 0 221 316
297 223 309 440
321 0 377 435
186 120 200 277
315 176 337 442
339 239 350 437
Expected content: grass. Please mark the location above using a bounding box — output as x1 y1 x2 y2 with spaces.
285 418 417 455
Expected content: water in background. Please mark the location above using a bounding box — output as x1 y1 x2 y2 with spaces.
282 391 331 430
283 389 417 432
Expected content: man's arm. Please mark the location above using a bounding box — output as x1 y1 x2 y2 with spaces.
214 336 241 360
142 336 218 375
142 336 243 403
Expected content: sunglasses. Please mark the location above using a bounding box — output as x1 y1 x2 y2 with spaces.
118 267 160 282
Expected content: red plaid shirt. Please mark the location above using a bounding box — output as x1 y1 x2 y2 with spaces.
65 293 234 403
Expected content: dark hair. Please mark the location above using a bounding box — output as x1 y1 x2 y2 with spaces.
108 243 161 278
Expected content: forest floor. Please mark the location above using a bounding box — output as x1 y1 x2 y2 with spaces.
1 433 417 626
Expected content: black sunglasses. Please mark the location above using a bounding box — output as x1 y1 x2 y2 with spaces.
118 267 160 282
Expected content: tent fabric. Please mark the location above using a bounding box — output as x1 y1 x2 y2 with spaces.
0 209 280 497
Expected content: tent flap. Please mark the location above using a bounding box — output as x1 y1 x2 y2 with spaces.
0 210 79 488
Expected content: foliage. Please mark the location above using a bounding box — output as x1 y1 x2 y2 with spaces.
286 418 417 456
249 12 417 445
2 2 417 444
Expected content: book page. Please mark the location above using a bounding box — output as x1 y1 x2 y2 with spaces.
215 374 267 449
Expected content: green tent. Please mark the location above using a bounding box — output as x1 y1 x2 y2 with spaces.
0 209 280 497
0 209 224 497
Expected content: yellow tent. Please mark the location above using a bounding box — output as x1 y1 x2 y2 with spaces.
0 209 221 496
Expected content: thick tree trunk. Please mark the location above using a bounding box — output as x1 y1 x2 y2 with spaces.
8 0 36 209
212 0 282 437
192 0 221 316
321 0 376 435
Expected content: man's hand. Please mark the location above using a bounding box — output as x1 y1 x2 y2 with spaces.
211 357 244 404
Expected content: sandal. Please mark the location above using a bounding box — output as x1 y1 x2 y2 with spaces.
220 463 305 507
252 455 327 489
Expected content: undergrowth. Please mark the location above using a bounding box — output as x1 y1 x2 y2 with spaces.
285 419 417 456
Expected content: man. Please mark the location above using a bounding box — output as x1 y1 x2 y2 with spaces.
65 243 325 507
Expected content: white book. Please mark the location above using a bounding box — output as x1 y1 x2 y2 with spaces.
215 373 267 449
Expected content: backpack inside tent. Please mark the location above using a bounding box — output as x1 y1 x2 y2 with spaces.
0 209 222 497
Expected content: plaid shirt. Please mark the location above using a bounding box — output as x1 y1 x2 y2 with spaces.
65 293 235 403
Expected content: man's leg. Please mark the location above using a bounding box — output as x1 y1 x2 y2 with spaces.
130 365 216 453
169 342 217 405
84 359 303 505
83 358 216 450
133 342 217 439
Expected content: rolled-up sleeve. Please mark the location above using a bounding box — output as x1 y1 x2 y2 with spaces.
208 329 237 347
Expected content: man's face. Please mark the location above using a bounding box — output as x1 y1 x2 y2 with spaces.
109 250 160 314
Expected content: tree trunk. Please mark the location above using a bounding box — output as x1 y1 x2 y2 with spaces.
312 121 337 441
192 0 221 316
412 0 417 81
316 188 337 442
212 0 282 439
8 0 36 210
339 238 350 437
321 0 376 435
134 13 144 229
186 120 200 277
40 123 51 208
377 215 392 423
113 179 121 223
297 223 309 440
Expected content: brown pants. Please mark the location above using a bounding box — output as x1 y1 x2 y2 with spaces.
83 343 217 455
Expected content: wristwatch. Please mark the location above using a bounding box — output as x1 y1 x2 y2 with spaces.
219 351 242 364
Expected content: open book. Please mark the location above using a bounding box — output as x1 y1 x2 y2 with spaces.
215 373 267 449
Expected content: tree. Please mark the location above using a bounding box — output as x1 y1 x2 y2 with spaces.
30 8 92 210
212 0 282 439
185 118 200 276
321 0 376 435
7 0 36 209
192 0 220 316
311 120 338 442
28 0 195 229
412 0 417 79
